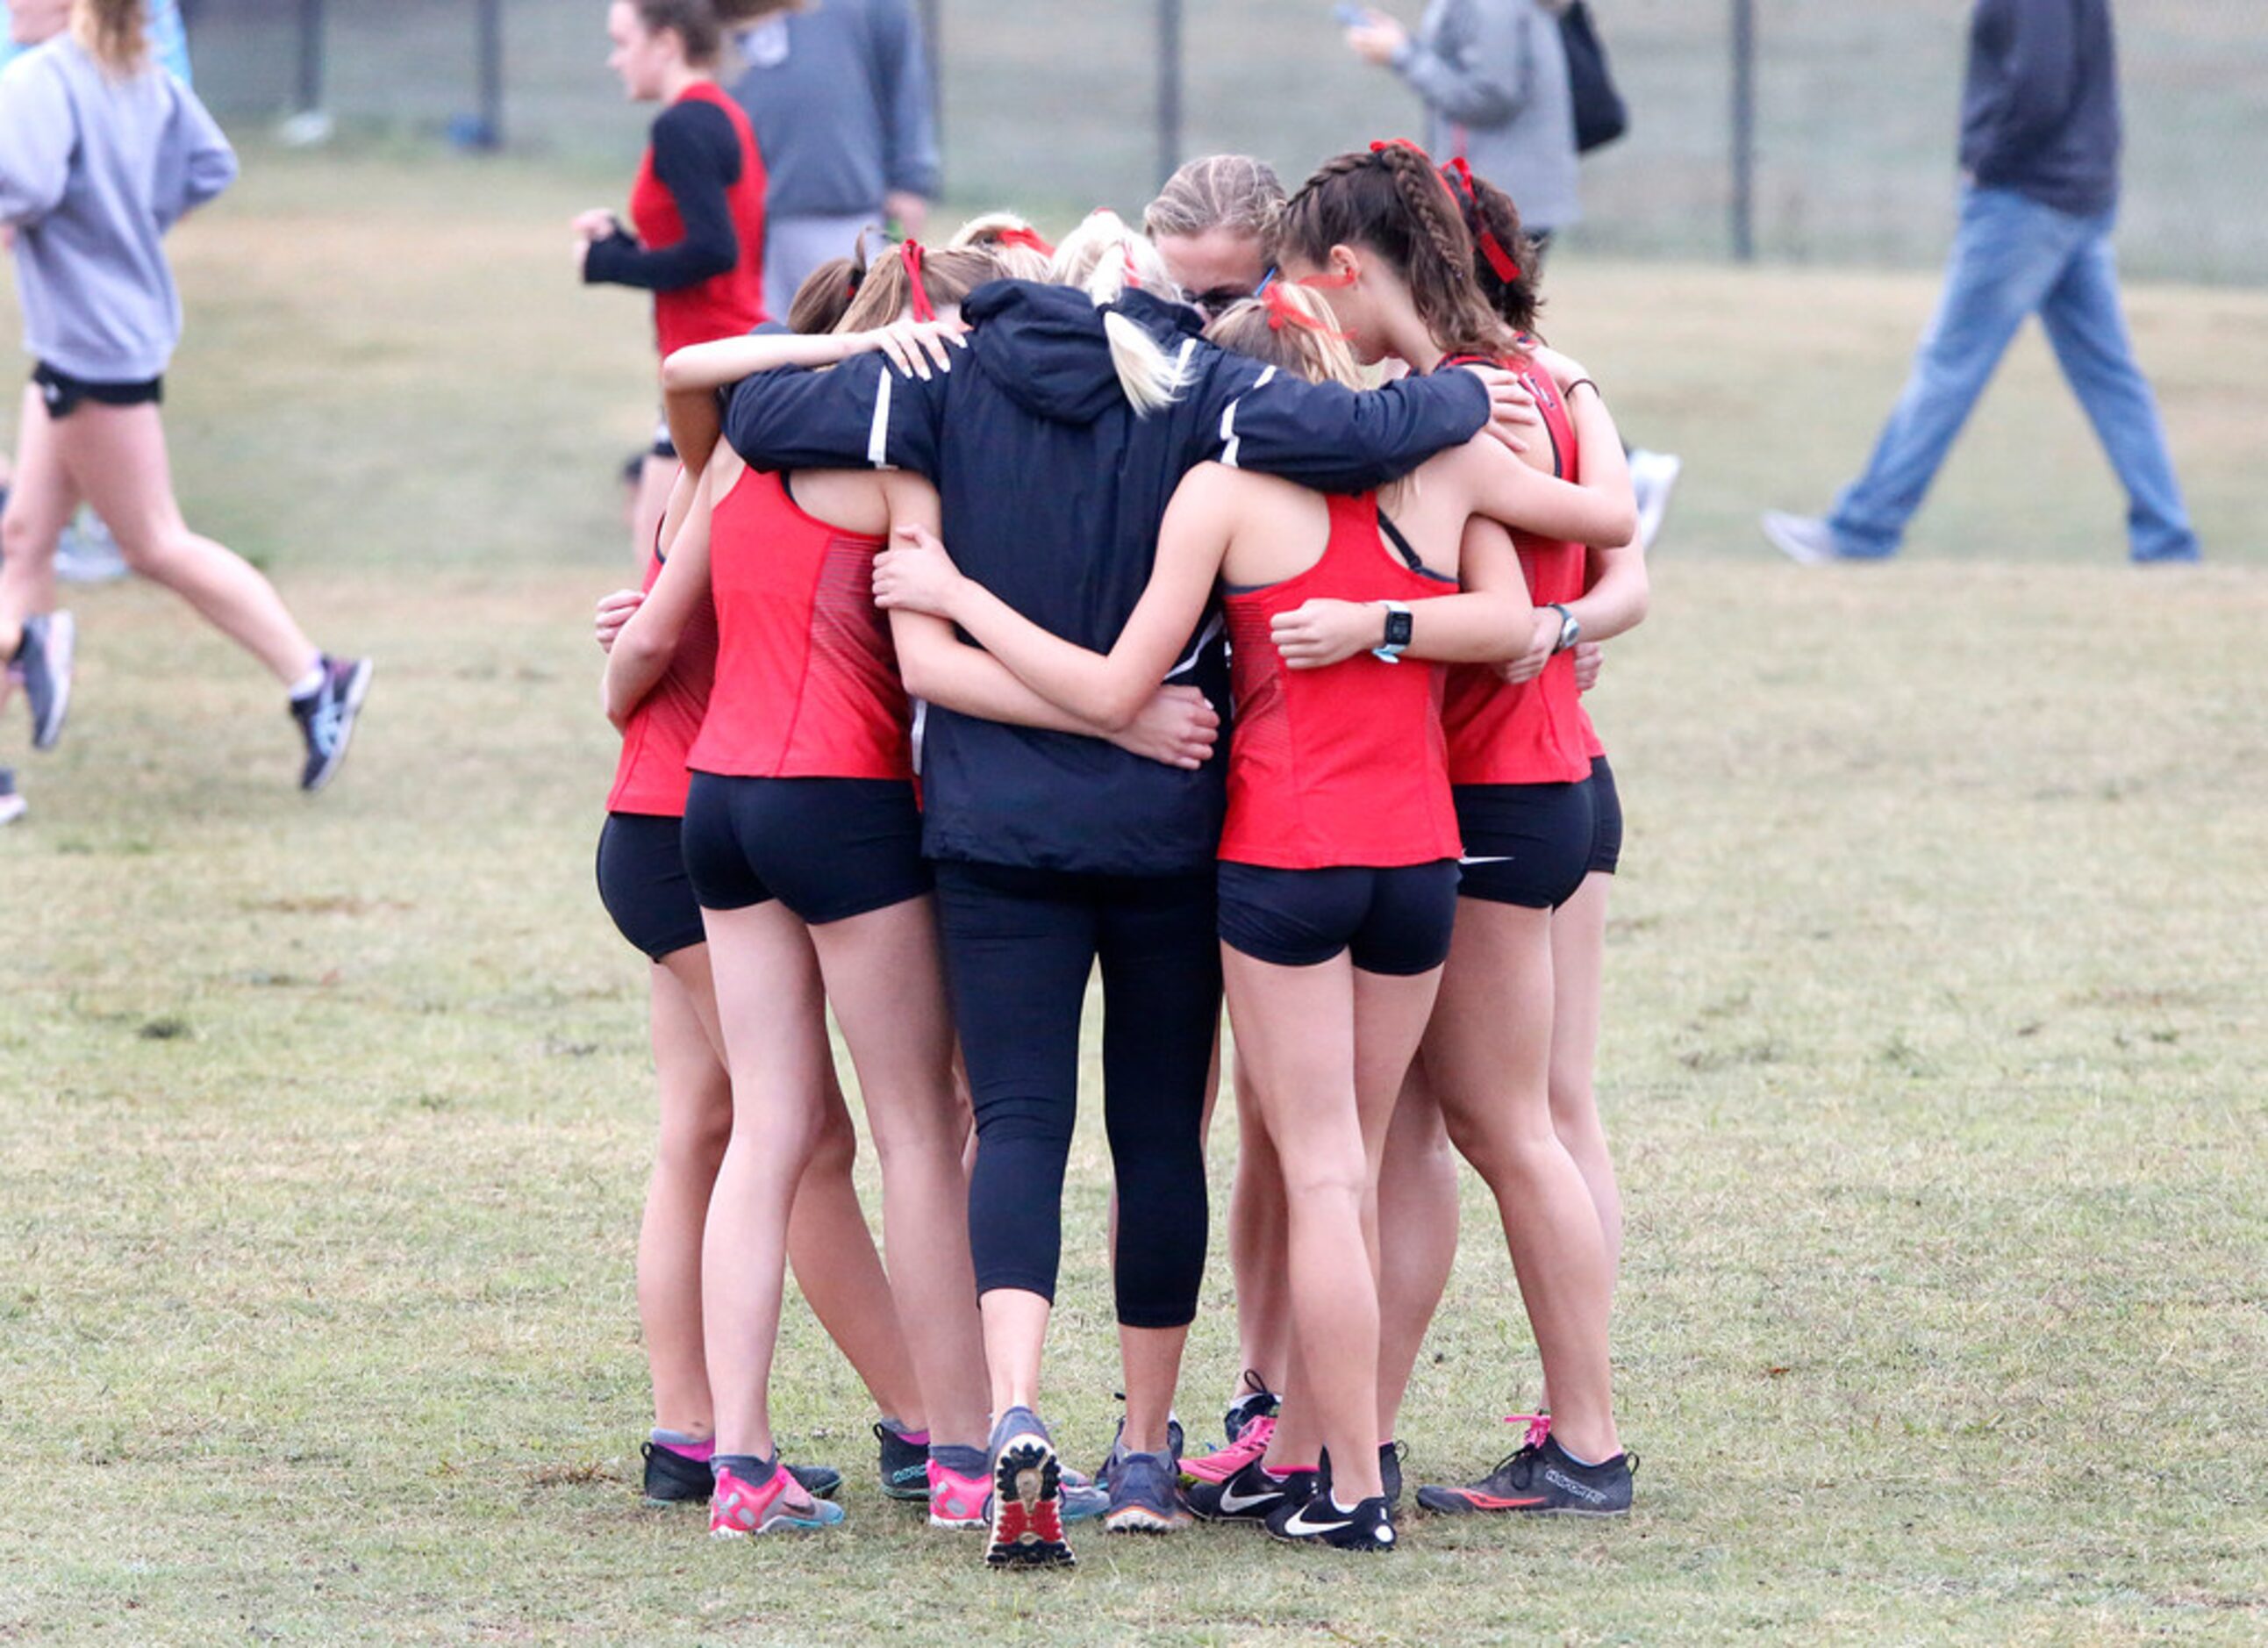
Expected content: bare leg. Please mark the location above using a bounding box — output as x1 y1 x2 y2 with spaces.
1425 901 1620 1464
1227 1046 1292 1401
666 940 927 1429
0 386 75 658
1373 1057 1460 1440
1549 873 1623 1279
54 402 318 684
640 956 733 1436
983 1288 1051 1419
699 903 834 1461
806 895 990 1451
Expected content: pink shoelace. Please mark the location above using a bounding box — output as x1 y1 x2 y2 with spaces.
1504 1412 1553 1451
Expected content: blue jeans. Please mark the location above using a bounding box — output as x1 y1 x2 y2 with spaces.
1830 186 2199 563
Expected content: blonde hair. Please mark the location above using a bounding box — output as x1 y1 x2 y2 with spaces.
945 212 1054 283
1203 286 1361 390
1144 154 1287 259
838 242 1005 333
1046 211 1188 418
73 0 148 75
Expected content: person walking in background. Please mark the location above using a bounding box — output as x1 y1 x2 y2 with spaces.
727 0 940 319
1764 0 2199 567
1344 0 1683 550
0 0 370 793
0 0 184 80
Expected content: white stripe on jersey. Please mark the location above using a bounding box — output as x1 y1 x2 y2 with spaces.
868 368 896 470
1168 612 1227 682
1218 365 1277 469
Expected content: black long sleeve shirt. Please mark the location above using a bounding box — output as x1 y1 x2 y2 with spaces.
1959 0 2121 218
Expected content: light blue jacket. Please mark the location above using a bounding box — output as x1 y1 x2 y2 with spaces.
0 35 235 380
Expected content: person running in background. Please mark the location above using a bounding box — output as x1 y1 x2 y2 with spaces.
1344 0 1683 549
578 0 772 569
0 0 369 792
727 0 939 318
1763 0 2198 566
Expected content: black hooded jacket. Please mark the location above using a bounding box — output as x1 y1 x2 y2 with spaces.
723 279 1492 876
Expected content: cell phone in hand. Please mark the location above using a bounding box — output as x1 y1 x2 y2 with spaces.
1335 4 1375 27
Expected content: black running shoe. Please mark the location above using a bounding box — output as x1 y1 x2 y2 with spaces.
1415 1434 1636 1517
1185 1458 1316 1525
1380 1440 1406 1512
1266 1477 1398 1552
1223 1372 1279 1444
876 1422 930 1501
1094 1411 1185 1491
290 655 372 793
14 611 74 751
640 1444 841 1505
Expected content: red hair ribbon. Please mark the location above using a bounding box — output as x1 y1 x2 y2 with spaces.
1120 245 1144 290
1370 136 1434 161
900 240 936 321
994 225 1056 259
1442 157 1520 283
1297 266 1358 291
1263 283 1349 340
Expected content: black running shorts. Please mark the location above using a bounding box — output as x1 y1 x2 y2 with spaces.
681 773 932 926
34 362 163 420
595 812 708 963
1217 860 1460 977
1453 780 1595 910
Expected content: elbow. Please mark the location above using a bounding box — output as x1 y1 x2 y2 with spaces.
1094 691 1148 736
1604 501 1640 549
659 348 701 393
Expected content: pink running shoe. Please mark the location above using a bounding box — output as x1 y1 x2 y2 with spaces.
928 1459 991 1530
708 1462 846 1537
1180 1415 1276 1487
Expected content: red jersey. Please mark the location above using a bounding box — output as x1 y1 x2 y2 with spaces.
630 82 769 358
607 536 719 818
1218 491 1460 871
1442 361 1593 786
688 468 912 781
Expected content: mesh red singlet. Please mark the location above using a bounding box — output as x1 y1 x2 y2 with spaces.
606 536 719 818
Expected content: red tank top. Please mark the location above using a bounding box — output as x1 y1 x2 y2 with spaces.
607 534 719 818
688 468 912 781
1442 361 1593 786
1218 491 1460 871
632 82 769 359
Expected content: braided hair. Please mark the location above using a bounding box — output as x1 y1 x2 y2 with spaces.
1278 142 1514 363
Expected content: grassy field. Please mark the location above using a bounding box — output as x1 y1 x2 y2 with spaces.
1 146 2264 1644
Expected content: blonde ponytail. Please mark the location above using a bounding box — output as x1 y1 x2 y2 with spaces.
1047 210 1189 417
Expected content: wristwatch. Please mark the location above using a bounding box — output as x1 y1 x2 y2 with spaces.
1548 602 1581 655
1374 601 1414 664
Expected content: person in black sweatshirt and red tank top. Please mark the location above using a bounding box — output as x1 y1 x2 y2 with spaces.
577 0 776 563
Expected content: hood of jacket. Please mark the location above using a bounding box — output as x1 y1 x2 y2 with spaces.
965 280 1204 428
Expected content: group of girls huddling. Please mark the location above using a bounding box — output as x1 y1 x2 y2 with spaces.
590 138 1647 1563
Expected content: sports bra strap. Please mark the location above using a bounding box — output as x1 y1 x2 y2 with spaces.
1375 507 1425 573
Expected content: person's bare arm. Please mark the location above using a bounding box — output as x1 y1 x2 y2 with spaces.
603 456 730 727
1270 514 1548 671
1456 430 1638 549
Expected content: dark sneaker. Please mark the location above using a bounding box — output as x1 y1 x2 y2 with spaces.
1185 1457 1315 1525
1224 1372 1279 1444
1415 1434 1635 1517
1095 1412 1184 1492
1380 1440 1406 1512
641 1444 839 1505
1266 1484 1397 1551
290 655 372 792
14 611 75 751
876 1421 930 1501
984 1406 1072 1568
1101 1448 1191 1534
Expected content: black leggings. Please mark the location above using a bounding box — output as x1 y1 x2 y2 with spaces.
934 860 1218 1330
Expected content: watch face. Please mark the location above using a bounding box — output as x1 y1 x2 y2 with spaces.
1384 610 1415 648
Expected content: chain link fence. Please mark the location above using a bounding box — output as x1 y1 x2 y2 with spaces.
186 0 2268 283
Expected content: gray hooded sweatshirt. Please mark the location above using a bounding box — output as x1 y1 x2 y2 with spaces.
0 35 235 383
1393 0 1579 235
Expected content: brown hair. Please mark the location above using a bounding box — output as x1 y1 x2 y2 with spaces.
1441 161 1544 338
1278 142 1514 363
1203 287 1360 389
73 0 149 74
838 242 1005 333
630 0 724 67
784 225 881 334
1144 154 1287 261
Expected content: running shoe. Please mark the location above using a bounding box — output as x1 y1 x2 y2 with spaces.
1380 1439 1406 1512
984 1406 1073 1568
13 612 74 751
1101 1448 1191 1534
708 1461 845 1537
55 510 127 584
643 1443 841 1505
1225 1372 1280 1444
290 654 372 793
1185 1456 1314 1526
876 1421 931 1501
1760 511 1844 567
1182 1414 1274 1487
1094 1413 1184 1491
0 768 24 827
1628 448 1684 551
1415 1432 1636 1517
927 1458 991 1530
1266 1457 1397 1553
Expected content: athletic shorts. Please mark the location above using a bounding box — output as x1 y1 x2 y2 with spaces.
1454 780 1595 910
34 362 162 420
595 812 707 963
681 773 931 926
1217 860 1460 977
1585 755 1623 877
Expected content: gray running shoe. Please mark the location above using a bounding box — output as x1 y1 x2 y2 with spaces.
984 1406 1072 1568
13 612 75 750
55 511 128 584
1101 1447 1191 1534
